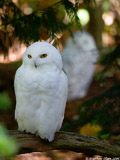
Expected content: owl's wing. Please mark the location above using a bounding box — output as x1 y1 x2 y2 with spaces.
55 70 68 131
14 66 22 97
14 66 24 121
14 68 19 97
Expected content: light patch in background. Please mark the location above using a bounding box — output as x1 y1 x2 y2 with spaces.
24 7 33 15
0 43 26 63
102 32 115 47
63 13 70 25
102 12 114 26
77 9 90 26
12 0 18 4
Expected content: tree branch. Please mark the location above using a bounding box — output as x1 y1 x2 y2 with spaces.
9 130 120 157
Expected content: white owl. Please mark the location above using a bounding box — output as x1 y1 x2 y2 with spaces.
62 31 99 101
14 42 68 142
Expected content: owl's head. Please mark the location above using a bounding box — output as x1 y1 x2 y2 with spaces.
66 31 97 51
23 42 62 69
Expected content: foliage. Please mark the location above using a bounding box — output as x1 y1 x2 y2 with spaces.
0 125 18 160
79 83 120 135
0 89 18 159
78 46 120 139
0 90 17 158
0 92 12 110
95 45 120 84
0 91 18 159
0 0 83 55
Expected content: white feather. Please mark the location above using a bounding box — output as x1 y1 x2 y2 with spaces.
14 42 68 142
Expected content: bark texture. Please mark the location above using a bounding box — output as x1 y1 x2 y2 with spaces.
9 130 120 157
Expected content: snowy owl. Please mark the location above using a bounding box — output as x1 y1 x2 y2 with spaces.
62 31 99 101
14 42 68 142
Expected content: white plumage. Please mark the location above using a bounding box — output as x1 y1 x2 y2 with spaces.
62 31 99 101
14 42 68 142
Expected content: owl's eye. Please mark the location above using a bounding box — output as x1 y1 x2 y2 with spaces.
40 54 47 58
28 54 32 59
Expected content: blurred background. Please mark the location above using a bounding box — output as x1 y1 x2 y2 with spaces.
0 0 120 159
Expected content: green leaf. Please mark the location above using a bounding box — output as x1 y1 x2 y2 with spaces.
99 133 111 140
0 125 18 158
0 135 18 157
0 92 12 110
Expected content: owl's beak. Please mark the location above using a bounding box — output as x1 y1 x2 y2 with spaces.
34 62 38 68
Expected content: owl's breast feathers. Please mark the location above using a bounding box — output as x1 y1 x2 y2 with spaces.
15 65 61 94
